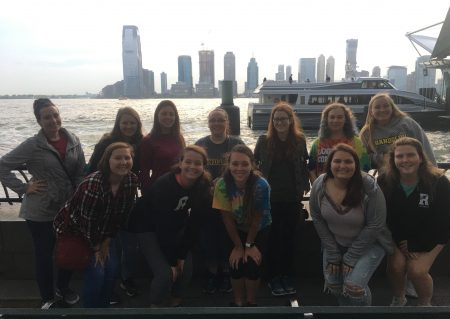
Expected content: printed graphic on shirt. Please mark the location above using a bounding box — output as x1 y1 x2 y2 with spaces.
374 133 407 146
175 196 189 211
418 193 429 208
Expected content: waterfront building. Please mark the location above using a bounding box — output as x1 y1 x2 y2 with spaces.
170 82 193 97
317 54 325 83
178 55 193 96
387 66 407 90
415 55 436 94
160 72 167 95
100 80 124 99
122 25 144 98
372 66 381 77
224 52 237 96
407 71 416 92
358 70 370 77
326 56 335 82
275 64 285 81
246 57 259 96
197 50 215 97
286 65 292 81
143 69 155 97
345 39 358 80
298 58 316 83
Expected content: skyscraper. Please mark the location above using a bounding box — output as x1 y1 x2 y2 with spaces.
317 54 325 83
160 72 167 95
142 69 155 97
286 66 292 81
246 57 259 95
199 50 215 86
298 58 316 83
372 66 381 77
178 55 193 89
275 65 285 81
346 39 358 80
326 56 335 82
122 25 144 98
224 52 237 96
387 66 407 90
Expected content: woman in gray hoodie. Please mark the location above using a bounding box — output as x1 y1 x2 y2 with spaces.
309 143 393 306
0 98 85 308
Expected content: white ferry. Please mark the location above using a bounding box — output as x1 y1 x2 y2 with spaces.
247 78 447 130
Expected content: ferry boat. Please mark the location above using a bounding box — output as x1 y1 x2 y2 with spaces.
247 78 447 130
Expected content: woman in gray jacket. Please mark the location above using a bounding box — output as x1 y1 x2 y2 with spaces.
309 143 393 306
0 98 85 308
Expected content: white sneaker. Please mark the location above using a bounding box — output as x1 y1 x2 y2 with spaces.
390 296 407 306
41 299 58 309
405 280 418 298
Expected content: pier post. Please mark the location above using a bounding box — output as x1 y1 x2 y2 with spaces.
219 80 240 135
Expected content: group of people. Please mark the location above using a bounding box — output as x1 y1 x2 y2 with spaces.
0 93 448 309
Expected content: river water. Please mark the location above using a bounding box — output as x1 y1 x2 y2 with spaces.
1 98 449 163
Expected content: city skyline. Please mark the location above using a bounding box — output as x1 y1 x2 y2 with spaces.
0 0 448 95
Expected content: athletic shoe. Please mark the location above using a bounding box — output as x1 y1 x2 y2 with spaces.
120 279 137 297
268 276 287 296
219 273 232 293
202 272 217 294
41 299 67 309
281 275 297 295
390 296 407 306
109 292 121 305
405 280 418 298
55 288 80 305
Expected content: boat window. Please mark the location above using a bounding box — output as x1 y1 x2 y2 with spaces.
288 94 298 104
394 96 414 104
300 96 305 104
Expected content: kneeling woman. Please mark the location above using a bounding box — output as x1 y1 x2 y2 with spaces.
137 145 212 307
309 143 393 306
213 145 272 306
378 137 450 306
54 142 138 307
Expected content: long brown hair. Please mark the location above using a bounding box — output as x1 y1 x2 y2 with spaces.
360 93 407 153
149 100 185 147
98 142 134 178
381 137 442 196
318 103 358 139
267 102 305 160
102 107 143 144
325 143 364 207
222 145 261 225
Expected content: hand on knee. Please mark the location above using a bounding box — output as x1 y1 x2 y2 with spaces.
344 283 365 299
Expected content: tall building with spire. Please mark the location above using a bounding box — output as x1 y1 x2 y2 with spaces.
224 52 237 96
246 57 259 96
345 39 358 80
326 56 335 82
317 54 325 83
122 25 144 98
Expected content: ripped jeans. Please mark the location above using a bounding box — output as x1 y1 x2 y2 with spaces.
322 243 385 306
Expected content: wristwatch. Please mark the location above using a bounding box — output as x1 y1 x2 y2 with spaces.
245 242 255 248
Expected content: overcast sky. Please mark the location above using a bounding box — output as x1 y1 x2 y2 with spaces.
0 0 448 95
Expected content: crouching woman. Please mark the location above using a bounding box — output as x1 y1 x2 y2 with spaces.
54 142 138 307
309 143 393 306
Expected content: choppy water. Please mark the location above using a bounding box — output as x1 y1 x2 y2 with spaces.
1 98 449 163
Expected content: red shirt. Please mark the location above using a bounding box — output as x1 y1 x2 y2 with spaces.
48 134 68 159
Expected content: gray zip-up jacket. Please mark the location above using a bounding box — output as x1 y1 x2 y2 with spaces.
309 173 393 267
0 128 85 222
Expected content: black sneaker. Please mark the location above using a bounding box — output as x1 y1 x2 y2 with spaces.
268 276 287 296
281 275 297 295
219 273 232 293
55 288 80 305
202 272 217 294
109 291 121 305
120 279 137 297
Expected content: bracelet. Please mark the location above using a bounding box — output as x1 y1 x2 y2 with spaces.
245 242 255 248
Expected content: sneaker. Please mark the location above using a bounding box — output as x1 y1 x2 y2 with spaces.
405 280 418 298
390 296 407 306
41 299 67 309
219 273 232 293
281 275 297 295
55 288 80 305
268 276 287 296
109 291 121 305
202 272 217 294
120 279 137 297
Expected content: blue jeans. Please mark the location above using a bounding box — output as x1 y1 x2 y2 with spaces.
117 230 139 281
83 239 119 308
322 243 385 306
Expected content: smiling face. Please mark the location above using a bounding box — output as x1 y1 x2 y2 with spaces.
158 105 176 133
179 150 205 185
371 97 393 126
109 147 133 178
119 113 138 138
38 105 62 136
272 110 291 136
229 151 252 188
394 145 422 178
330 150 356 181
327 107 346 134
208 110 228 137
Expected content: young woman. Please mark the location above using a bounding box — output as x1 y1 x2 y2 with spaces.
139 100 185 194
378 137 450 306
360 93 436 169
0 98 85 308
254 102 309 296
309 103 370 183
195 107 244 294
54 142 138 308
213 145 272 307
137 145 212 307
87 106 143 174
309 143 393 306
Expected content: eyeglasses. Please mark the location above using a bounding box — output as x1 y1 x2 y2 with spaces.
209 119 226 123
273 117 289 123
